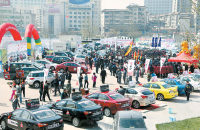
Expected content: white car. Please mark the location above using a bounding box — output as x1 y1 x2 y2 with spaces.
74 55 86 63
26 71 55 88
35 60 58 70
179 76 200 91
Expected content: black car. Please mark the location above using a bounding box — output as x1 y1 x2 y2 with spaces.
0 99 64 130
52 56 71 64
45 93 103 127
113 111 147 130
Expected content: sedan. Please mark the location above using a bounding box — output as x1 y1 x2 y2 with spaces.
74 55 86 64
35 60 58 70
56 62 88 73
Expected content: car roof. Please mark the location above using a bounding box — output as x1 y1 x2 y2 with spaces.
30 70 44 73
117 111 143 119
18 107 50 113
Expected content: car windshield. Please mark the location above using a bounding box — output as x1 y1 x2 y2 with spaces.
46 56 54 58
78 100 97 108
109 93 124 100
33 110 56 120
120 118 146 128
162 84 171 88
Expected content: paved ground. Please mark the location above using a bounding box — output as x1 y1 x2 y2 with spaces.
0 68 200 130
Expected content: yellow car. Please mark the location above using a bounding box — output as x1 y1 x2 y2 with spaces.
143 82 178 101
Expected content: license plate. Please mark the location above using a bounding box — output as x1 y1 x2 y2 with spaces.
48 123 60 129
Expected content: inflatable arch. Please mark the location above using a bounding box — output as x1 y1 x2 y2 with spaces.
25 24 42 56
0 23 22 44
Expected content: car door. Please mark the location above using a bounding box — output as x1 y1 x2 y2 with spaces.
151 84 161 97
18 110 35 129
65 101 77 121
71 63 78 73
7 109 23 129
52 100 67 119
97 94 110 107
87 93 99 104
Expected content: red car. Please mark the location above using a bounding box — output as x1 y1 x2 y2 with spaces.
56 62 88 73
85 91 130 117
45 55 54 61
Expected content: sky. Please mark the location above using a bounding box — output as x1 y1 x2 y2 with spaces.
101 0 144 10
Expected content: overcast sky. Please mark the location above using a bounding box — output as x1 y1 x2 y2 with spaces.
101 0 144 10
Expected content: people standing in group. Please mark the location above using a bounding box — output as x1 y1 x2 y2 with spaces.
43 81 51 102
9 80 16 101
61 89 69 99
79 73 83 91
185 81 193 101
84 73 89 88
54 74 61 96
39 81 44 101
123 69 127 84
100 69 107 84
92 73 97 88
21 79 25 97
16 83 22 104
60 71 66 89
12 95 20 110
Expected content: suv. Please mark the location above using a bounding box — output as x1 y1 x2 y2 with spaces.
25 71 55 88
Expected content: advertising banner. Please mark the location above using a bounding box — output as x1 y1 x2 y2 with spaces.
7 40 27 63
128 60 135 76
145 59 150 74
160 58 166 71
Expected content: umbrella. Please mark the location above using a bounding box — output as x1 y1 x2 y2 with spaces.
168 53 199 64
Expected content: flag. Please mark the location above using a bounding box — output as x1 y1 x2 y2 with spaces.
158 37 161 47
137 50 140 60
125 41 133 56
152 37 155 47
134 51 137 60
140 51 143 60
155 37 158 47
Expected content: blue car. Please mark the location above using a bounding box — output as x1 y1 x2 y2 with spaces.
161 78 186 95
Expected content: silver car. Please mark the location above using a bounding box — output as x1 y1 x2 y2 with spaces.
124 87 156 109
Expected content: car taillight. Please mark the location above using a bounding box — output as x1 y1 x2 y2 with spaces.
141 95 148 99
38 123 48 127
84 111 92 115
56 100 60 102
59 119 63 123
29 78 35 80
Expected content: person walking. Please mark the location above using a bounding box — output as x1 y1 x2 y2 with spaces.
21 79 25 97
9 80 16 101
89 57 93 70
12 95 20 110
95 58 100 74
100 69 107 84
184 81 193 101
54 74 61 96
39 81 44 101
66 81 71 97
84 73 89 88
43 81 51 102
16 83 22 104
60 72 66 89
61 89 69 99
135 66 140 84
79 73 83 91
92 73 97 88
109 62 113 75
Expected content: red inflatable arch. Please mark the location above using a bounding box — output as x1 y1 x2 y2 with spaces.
0 23 22 44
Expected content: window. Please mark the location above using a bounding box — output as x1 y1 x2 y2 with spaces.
66 101 76 109
143 83 151 88
87 93 99 99
98 94 109 100
127 89 138 94
152 84 160 89
12 109 23 118
20 110 31 120
55 100 66 107
71 63 78 67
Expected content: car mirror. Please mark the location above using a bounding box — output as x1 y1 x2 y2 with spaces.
143 116 146 119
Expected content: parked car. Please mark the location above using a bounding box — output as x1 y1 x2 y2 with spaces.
143 82 178 101
119 87 156 109
52 56 71 64
21 67 39 78
65 52 75 59
25 71 55 88
45 55 54 61
45 93 103 127
54 52 68 57
74 55 86 64
179 76 200 91
161 78 186 95
35 60 58 70
113 111 147 130
86 91 130 117
56 62 88 73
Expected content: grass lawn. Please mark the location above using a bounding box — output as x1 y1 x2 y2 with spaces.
156 117 200 130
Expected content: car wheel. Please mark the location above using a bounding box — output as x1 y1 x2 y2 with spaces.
33 81 40 88
132 100 140 109
1 119 8 130
157 94 164 101
72 117 81 127
104 108 111 117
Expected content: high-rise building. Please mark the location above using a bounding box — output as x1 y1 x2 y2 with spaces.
144 0 173 15
172 0 192 13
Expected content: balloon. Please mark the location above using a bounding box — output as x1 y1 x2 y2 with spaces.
0 23 22 44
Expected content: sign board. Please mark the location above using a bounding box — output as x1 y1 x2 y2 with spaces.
25 99 40 109
128 60 135 76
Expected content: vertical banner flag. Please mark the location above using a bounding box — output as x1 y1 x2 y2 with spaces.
155 37 158 47
125 41 133 56
158 37 161 47
160 58 166 71
152 37 154 47
128 60 135 76
145 59 150 74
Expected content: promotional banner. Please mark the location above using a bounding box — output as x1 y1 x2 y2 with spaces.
160 58 166 71
128 60 135 76
145 59 150 74
7 40 27 63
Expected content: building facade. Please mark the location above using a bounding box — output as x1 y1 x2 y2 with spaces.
144 0 173 15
